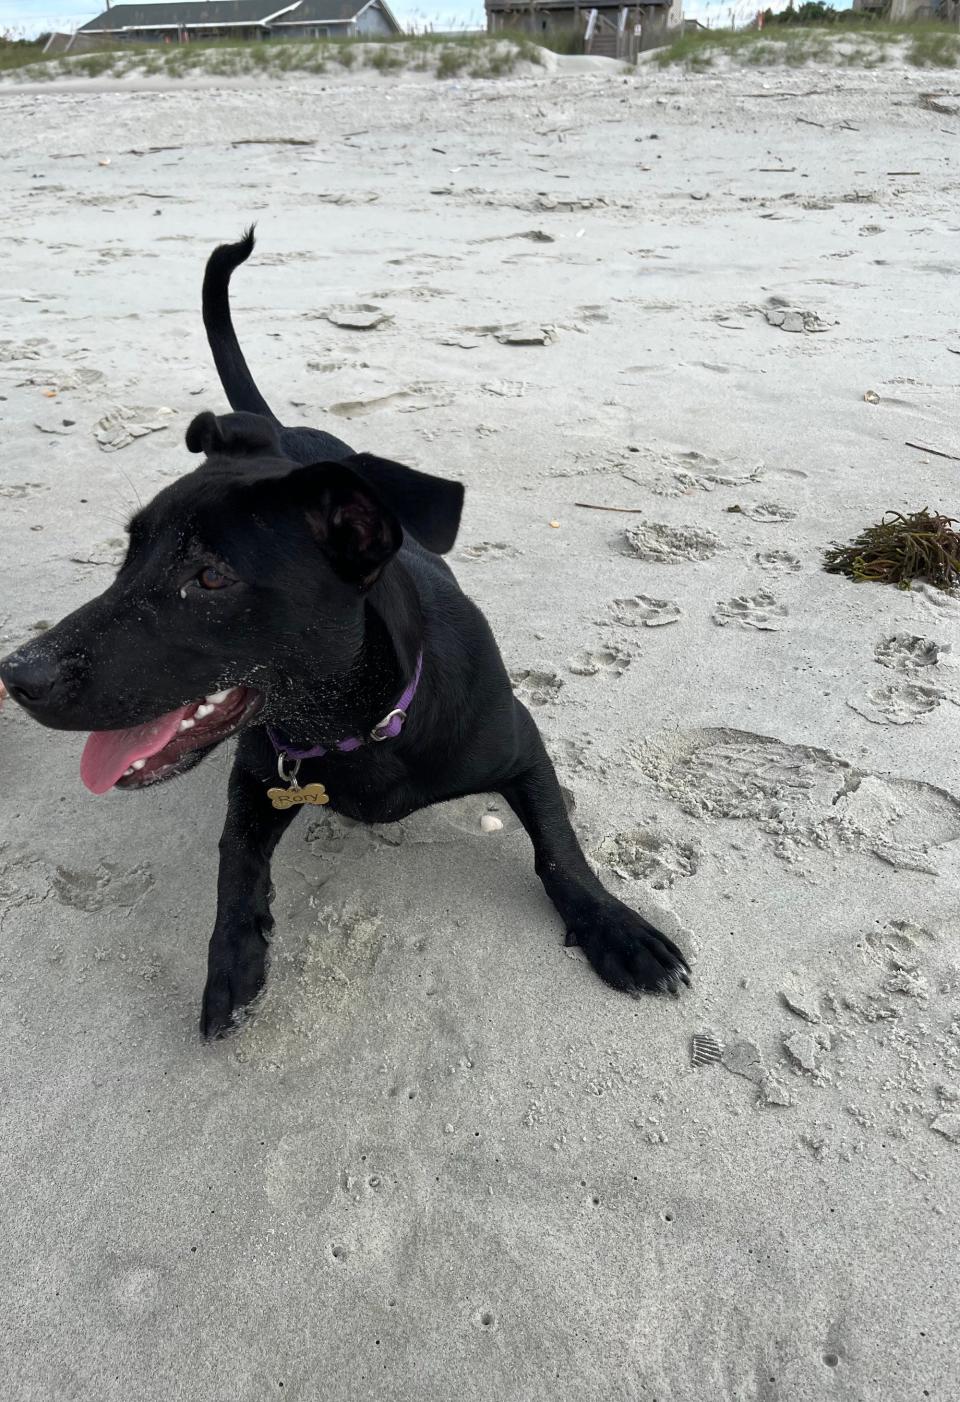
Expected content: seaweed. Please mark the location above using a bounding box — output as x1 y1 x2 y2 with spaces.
823 509 960 590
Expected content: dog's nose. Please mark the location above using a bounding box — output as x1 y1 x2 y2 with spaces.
0 649 63 708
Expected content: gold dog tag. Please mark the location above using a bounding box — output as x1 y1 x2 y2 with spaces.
267 782 329 810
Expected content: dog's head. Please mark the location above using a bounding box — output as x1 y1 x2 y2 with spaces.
0 412 463 794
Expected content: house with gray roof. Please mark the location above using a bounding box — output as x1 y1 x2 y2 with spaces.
78 0 400 43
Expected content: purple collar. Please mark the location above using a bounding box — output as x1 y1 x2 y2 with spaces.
267 650 423 761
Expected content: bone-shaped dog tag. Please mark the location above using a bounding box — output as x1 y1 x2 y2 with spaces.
267 782 329 810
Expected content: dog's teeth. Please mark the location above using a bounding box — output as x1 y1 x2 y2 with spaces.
179 718 196 731
205 689 233 705
123 767 134 776
132 759 146 771
196 703 215 719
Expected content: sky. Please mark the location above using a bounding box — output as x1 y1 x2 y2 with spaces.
1 0 771 40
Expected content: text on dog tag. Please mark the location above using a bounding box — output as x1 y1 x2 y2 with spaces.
267 782 329 810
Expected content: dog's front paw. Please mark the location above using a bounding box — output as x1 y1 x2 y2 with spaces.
567 898 691 997
201 933 268 1039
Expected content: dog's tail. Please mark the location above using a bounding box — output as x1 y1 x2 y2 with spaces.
202 227 277 422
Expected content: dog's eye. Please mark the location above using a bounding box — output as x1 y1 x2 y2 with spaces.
197 566 232 591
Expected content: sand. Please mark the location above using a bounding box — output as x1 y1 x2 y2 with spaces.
1 54 958 1402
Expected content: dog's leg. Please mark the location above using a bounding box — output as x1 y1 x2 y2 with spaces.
201 755 300 1038
499 702 690 995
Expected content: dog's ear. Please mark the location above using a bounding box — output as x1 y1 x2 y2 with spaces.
343 453 464 555
275 463 404 587
186 410 281 459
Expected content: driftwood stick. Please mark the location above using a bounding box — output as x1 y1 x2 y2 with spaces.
574 502 646 514
905 441 960 462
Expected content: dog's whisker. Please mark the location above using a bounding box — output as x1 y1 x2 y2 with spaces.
113 465 143 511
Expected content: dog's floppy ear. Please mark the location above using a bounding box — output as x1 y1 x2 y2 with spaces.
274 462 404 588
186 410 281 459
343 453 463 555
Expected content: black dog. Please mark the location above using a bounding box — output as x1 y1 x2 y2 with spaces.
0 231 690 1037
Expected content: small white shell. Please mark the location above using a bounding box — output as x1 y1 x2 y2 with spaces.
480 814 503 834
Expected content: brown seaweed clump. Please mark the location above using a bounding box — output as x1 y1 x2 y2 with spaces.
823 509 960 591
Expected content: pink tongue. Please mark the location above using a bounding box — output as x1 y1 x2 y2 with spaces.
80 705 191 794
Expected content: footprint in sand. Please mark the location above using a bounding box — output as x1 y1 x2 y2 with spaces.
302 809 381 857
763 303 833 334
757 464 808 482
548 737 600 775
52 861 154 913
713 592 787 631
625 447 759 499
719 1039 793 1108
0 482 46 500
17 366 104 392
509 668 564 706
911 581 960 623
640 726 960 875
755 549 802 573
567 643 631 677
0 338 50 361
493 323 555 346
607 596 683 628
459 541 520 562
595 827 701 890
875 633 946 674
773 915 960 1150
306 357 373 374
322 304 392 330
623 521 721 564
735 501 797 524
847 681 945 726
327 383 451 418
293 904 388 1014
69 538 126 569
93 405 175 452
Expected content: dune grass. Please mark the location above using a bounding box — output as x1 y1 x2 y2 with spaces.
907 24 960 67
3 33 547 84
655 21 960 71
0 39 49 71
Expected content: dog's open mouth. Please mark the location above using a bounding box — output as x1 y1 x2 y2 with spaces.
80 686 262 794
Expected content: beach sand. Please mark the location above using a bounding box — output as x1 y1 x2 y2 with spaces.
0 54 958 1401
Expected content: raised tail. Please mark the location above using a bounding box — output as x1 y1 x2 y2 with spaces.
201 227 276 422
